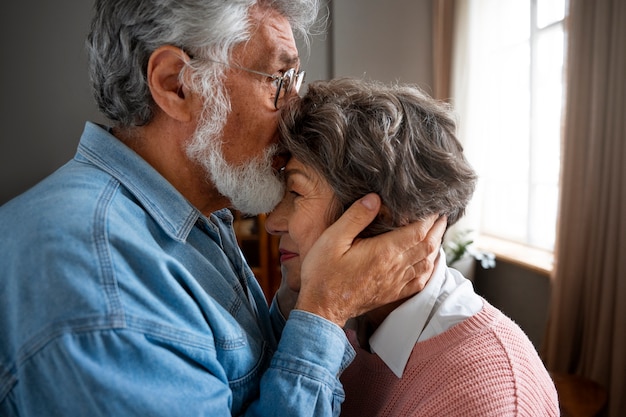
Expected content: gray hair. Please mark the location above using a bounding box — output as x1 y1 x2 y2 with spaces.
278 78 477 236
86 0 321 127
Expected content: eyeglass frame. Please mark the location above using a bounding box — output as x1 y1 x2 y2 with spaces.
205 59 305 109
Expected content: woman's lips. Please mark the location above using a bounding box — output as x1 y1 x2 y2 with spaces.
279 248 298 263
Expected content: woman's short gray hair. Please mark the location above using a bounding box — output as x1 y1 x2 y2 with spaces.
86 0 321 127
278 78 477 236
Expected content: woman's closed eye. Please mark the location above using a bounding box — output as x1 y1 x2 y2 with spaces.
284 167 315 201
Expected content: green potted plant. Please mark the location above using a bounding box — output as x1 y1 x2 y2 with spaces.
443 229 495 280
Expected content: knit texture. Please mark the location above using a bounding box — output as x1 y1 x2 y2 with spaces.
340 302 559 416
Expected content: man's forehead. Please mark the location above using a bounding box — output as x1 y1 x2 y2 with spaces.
245 6 298 64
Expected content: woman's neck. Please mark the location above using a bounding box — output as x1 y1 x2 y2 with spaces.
355 298 409 351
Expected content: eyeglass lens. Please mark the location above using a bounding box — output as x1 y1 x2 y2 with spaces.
275 69 305 108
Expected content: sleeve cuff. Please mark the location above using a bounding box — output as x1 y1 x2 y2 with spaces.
272 310 355 381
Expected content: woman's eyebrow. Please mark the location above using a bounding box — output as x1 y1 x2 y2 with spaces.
284 168 312 183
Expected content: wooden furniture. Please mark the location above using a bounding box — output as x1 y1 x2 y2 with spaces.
231 212 281 302
550 372 608 417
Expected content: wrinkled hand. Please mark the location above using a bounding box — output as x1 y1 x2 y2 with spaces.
295 193 446 327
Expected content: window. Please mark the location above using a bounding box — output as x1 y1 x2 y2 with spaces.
451 0 567 270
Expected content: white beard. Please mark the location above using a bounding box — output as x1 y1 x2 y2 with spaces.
186 113 284 215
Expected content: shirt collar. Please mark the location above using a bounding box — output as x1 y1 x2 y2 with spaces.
76 122 206 241
368 248 448 378
367 248 483 378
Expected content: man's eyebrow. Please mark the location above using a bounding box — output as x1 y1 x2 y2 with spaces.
278 50 300 67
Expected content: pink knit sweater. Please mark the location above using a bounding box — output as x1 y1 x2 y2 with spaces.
340 302 559 416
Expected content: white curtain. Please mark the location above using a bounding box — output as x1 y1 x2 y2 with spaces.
542 1 626 415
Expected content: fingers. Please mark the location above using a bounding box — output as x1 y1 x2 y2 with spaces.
319 193 381 248
370 213 438 256
402 215 446 260
295 207 446 328
395 216 447 298
397 249 442 299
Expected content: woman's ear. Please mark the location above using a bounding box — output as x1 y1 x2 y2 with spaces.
146 45 196 122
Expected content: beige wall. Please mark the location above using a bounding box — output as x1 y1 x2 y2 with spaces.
332 0 433 88
300 0 434 88
0 0 104 204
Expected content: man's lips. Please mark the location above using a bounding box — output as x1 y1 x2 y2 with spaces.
279 248 298 263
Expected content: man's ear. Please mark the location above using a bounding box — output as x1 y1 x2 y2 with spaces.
147 45 196 122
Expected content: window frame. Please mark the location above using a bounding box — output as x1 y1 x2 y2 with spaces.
451 0 567 273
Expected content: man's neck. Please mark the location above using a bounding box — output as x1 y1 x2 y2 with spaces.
112 120 228 216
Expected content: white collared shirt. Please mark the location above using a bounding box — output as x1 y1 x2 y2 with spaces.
367 249 483 377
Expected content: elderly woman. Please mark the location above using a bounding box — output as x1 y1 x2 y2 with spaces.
266 78 559 416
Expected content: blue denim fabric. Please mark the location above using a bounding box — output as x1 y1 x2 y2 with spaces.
0 122 354 416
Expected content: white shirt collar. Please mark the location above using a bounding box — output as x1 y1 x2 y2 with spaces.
368 249 483 377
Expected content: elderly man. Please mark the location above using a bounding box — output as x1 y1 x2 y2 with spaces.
0 1 444 415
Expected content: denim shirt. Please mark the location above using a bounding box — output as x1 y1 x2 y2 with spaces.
0 122 354 416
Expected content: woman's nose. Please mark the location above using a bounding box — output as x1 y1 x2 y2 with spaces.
266 200 288 235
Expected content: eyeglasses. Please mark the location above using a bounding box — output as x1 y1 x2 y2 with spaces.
208 60 305 109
